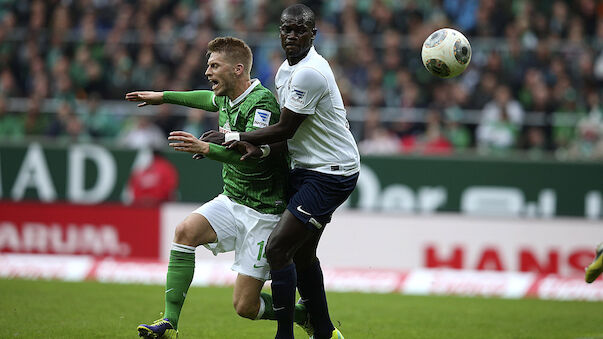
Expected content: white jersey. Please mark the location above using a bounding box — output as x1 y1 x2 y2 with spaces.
275 46 360 176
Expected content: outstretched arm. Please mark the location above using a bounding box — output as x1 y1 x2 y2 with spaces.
125 91 164 107
125 90 219 112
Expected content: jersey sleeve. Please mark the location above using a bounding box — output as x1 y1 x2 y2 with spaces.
283 67 327 115
163 90 219 112
205 143 259 169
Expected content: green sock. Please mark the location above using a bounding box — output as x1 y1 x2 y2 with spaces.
259 292 307 324
164 249 195 329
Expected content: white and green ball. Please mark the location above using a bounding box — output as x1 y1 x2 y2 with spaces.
421 28 471 79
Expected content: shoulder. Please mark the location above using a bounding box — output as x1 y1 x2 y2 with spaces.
290 66 327 91
250 85 277 106
243 86 278 114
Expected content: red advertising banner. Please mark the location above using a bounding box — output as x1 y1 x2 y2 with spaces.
0 201 160 259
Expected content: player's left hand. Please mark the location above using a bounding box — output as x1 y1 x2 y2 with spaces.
226 141 262 160
168 131 210 155
200 130 225 144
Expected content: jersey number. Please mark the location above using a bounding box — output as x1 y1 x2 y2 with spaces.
256 240 267 261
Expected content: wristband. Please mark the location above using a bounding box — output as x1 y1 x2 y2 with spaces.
259 145 271 158
225 132 240 143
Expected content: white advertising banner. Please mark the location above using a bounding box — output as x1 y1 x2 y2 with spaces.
161 204 603 277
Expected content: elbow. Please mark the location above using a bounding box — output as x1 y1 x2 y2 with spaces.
284 129 296 139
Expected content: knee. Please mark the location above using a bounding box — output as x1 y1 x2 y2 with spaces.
174 220 197 246
233 297 258 320
294 255 317 272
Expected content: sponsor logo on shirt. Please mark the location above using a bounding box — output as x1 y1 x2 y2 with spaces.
290 87 306 105
253 109 271 128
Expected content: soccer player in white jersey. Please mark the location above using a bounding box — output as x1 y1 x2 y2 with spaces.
203 5 359 339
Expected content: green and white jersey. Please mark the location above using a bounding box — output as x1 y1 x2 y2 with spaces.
165 79 288 215
213 80 288 214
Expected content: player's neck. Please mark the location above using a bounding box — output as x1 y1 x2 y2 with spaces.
287 48 311 66
228 79 252 101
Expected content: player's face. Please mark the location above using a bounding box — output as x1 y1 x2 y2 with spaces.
205 52 236 97
279 15 315 63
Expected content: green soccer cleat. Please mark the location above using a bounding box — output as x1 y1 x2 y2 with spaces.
137 317 178 339
296 298 314 337
310 328 344 339
585 243 603 283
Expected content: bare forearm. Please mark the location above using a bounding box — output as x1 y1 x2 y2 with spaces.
240 122 295 145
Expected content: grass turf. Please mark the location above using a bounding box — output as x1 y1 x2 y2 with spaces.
1 278 602 338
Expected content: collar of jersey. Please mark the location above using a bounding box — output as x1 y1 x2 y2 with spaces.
229 79 260 107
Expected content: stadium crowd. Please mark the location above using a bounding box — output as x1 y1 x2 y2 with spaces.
0 0 602 159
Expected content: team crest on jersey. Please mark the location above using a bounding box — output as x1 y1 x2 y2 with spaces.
253 109 271 128
220 121 231 133
290 87 306 105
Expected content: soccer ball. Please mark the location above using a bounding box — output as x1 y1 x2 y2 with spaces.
421 28 471 78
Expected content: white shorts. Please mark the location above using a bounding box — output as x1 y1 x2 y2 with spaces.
193 194 280 281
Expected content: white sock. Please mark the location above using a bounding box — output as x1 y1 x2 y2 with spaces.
255 295 266 320
171 242 196 254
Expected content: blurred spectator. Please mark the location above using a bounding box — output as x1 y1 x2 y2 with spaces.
481 85 524 125
83 93 121 139
58 113 91 145
180 108 207 138
0 96 24 141
419 109 453 155
154 103 183 137
131 47 159 88
127 150 179 206
567 92 603 159
522 127 547 159
476 106 519 153
358 106 400 154
24 97 48 136
443 108 471 150
118 115 166 150
469 72 498 109
46 101 75 137
358 126 400 155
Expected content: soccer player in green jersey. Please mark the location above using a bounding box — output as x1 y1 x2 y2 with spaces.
126 37 308 339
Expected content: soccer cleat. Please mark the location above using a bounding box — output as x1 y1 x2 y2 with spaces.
296 298 314 337
137 317 178 339
585 243 603 283
310 328 344 339
328 328 344 339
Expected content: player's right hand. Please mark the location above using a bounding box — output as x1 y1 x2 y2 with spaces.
169 131 210 155
125 91 164 107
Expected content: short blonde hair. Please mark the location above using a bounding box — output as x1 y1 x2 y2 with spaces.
207 37 253 78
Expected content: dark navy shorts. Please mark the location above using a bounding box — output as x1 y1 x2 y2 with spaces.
287 168 359 230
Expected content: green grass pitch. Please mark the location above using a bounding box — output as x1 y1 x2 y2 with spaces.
1 278 602 338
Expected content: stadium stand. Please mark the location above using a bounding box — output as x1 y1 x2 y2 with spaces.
0 0 602 158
